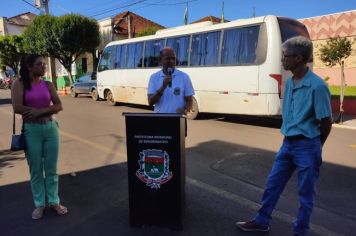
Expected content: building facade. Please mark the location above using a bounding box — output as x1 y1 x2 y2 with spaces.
299 10 356 86
74 11 165 78
0 12 36 36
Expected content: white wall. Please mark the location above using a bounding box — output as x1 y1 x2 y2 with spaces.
5 24 24 35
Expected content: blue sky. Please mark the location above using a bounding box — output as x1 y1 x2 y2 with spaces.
0 0 355 27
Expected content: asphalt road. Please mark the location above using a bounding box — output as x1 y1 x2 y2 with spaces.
1 89 356 236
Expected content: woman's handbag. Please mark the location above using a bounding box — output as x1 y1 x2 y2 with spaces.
10 112 25 151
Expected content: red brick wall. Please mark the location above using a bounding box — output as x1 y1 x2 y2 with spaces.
331 98 356 115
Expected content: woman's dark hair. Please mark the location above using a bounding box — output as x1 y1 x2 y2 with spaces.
20 54 42 90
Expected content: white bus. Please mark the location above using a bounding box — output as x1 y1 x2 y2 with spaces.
97 15 310 119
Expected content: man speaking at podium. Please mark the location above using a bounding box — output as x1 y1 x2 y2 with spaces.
147 47 195 115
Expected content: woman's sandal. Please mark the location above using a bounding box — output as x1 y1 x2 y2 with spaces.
50 204 68 215
32 207 45 220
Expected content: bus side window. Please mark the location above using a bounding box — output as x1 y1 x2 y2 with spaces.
126 43 143 69
221 26 260 65
167 36 190 66
115 45 124 69
135 43 144 68
190 31 220 66
144 39 165 68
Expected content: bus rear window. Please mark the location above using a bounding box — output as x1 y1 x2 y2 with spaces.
278 17 310 42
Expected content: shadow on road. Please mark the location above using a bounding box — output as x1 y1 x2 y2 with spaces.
119 103 154 111
0 150 25 176
1 140 355 236
219 115 282 129
187 112 282 129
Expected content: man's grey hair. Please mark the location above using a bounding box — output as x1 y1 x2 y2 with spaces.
282 36 313 63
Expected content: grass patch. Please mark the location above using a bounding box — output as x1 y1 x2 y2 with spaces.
329 86 356 99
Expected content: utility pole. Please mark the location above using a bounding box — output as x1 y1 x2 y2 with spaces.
43 0 49 14
127 15 132 39
184 3 188 25
37 0 58 89
221 1 225 23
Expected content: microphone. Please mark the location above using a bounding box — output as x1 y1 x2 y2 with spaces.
167 68 173 87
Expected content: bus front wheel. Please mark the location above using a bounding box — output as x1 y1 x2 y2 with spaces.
187 97 199 120
106 90 117 106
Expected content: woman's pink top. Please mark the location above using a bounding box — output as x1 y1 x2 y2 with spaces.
24 80 51 109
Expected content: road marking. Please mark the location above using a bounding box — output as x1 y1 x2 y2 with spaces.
0 107 124 157
350 144 356 149
59 130 124 157
187 177 342 236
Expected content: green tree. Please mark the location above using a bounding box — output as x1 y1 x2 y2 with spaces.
23 14 100 84
0 35 26 74
319 36 353 123
136 26 160 37
23 14 55 56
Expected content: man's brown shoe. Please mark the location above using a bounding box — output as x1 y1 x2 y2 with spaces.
235 220 270 232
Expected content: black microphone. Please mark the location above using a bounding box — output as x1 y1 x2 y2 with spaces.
167 68 173 87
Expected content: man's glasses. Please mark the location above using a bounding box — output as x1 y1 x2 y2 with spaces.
34 62 48 67
282 54 297 60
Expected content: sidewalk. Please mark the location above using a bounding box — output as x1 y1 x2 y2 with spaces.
332 113 356 130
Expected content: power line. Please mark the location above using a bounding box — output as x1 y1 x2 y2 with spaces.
88 0 142 17
129 0 198 16
83 0 129 15
88 0 199 19
139 0 198 6
89 0 148 18
19 0 198 20
52 2 72 14
20 0 40 10
137 0 171 7
85 0 166 17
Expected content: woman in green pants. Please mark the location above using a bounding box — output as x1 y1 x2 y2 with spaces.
11 54 68 219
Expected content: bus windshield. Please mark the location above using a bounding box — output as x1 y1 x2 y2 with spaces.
278 17 310 42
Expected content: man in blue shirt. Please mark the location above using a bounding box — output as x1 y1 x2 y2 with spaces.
236 36 332 236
